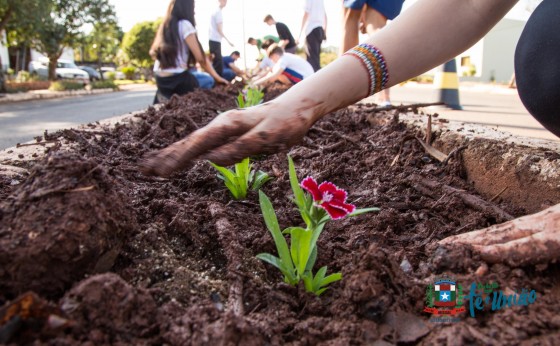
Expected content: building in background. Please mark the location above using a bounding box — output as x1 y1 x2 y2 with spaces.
0 31 9 71
457 18 526 83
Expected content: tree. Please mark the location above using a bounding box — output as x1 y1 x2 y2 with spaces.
0 0 48 91
33 0 117 80
121 20 160 78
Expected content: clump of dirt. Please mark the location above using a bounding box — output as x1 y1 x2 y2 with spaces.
0 153 137 300
0 84 558 345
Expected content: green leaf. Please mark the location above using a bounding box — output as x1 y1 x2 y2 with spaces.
305 246 317 273
312 266 328 290
349 207 380 217
251 170 272 191
289 227 313 276
315 288 328 296
256 253 283 271
302 272 313 292
210 162 236 183
320 272 342 287
258 191 295 281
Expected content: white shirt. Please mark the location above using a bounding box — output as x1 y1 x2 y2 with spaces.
273 53 314 79
304 0 326 36
209 8 223 42
154 20 196 74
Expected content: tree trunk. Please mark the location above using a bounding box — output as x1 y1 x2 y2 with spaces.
0 55 6 93
98 46 104 81
48 56 58 81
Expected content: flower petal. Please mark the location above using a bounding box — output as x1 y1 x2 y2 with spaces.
318 181 347 203
301 176 322 201
320 202 351 220
328 199 356 214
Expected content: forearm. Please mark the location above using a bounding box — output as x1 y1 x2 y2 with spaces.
270 0 518 124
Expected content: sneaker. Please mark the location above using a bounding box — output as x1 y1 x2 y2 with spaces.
379 101 392 108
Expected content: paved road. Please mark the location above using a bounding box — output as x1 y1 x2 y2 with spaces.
0 85 156 150
386 83 559 142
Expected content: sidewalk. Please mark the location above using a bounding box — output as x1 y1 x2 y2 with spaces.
376 81 560 144
0 83 155 104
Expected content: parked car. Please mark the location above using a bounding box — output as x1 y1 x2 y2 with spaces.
78 66 101 81
29 58 89 83
99 67 125 80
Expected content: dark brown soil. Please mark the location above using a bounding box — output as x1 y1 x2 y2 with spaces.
1 84 559 345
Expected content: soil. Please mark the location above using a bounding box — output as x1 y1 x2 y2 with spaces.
1 84 559 345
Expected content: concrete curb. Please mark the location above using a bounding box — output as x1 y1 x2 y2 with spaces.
0 88 118 104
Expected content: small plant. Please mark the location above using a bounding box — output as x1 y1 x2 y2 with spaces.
121 66 136 80
91 80 119 90
236 87 264 108
49 81 85 91
210 157 272 200
257 156 379 295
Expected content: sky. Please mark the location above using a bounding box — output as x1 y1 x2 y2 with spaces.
110 0 536 67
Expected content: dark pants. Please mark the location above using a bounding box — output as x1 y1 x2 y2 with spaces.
306 27 324 72
515 0 560 138
209 40 223 77
154 70 199 104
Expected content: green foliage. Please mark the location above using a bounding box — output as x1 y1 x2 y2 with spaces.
49 80 85 91
121 66 136 80
104 71 116 81
121 20 160 68
236 87 264 108
210 158 272 200
91 80 118 90
16 71 31 82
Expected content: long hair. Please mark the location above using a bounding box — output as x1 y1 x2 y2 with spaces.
150 0 196 69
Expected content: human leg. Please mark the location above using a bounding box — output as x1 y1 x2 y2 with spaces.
222 68 236 82
340 1 363 55
191 71 215 89
306 27 324 72
209 40 224 77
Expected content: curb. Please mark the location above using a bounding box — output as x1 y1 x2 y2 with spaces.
0 88 118 104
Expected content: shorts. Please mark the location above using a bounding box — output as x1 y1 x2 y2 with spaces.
282 68 304 85
343 0 405 20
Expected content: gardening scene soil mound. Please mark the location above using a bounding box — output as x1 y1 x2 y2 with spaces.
1 84 559 345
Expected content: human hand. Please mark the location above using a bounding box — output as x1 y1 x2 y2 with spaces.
217 77 229 85
439 203 560 266
140 101 315 176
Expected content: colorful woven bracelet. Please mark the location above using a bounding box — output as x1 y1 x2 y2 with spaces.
343 43 389 96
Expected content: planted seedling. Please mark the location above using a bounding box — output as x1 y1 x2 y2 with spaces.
210 157 272 200
236 87 264 108
256 156 379 295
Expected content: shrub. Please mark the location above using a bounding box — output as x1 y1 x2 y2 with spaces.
6 81 51 93
16 71 31 83
121 66 136 80
49 81 86 91
105 71 116 81
91 80 119 90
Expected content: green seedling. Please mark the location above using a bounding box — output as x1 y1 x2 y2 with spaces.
236 87 264 108
210 158 272 200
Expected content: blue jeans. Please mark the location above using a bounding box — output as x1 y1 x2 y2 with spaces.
191 71 214 89
222 68 236 82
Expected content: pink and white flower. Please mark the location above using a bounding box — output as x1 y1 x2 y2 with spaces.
300 176 356 220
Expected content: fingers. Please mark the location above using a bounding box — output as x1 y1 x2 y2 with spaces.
139 110 259 176
474 231 560 266
440 204 560 246
204 121 308 166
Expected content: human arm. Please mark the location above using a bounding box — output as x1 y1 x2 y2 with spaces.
217 22 234 47
186 34 228 84
141 0 518 174
252 67 283 86
298 11 309 45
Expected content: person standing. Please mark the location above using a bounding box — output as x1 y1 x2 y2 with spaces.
341 0 404 107
209 0 234 78
150 0 227 103
264 15 297 54
299 0 327 72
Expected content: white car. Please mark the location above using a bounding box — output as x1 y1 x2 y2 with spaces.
29 58 90 83
99 67 125 80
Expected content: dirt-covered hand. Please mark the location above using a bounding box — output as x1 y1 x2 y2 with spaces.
139 101 314 177
439 204 560 266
